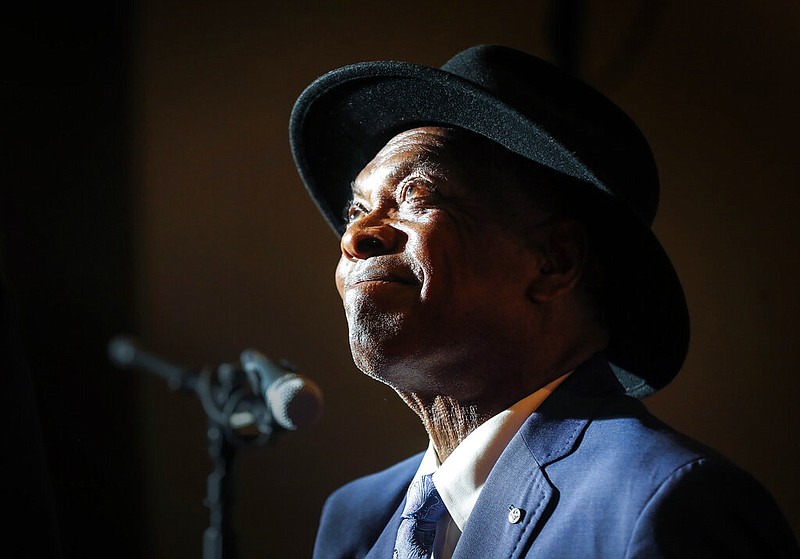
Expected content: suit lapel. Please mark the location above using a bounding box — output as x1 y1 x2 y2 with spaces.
453 355 623 558
452 431 557 559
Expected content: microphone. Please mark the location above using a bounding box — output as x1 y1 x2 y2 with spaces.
108 336 323 432
240 349 323 430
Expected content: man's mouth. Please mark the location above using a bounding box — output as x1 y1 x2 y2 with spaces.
345 267 419 289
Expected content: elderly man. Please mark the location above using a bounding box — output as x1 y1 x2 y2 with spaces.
290 45 799 558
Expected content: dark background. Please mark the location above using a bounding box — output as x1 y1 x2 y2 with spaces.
3 1 799 557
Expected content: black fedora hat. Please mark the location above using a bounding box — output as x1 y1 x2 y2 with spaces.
289 44 689 398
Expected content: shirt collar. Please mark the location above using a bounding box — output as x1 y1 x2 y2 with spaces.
413 372 571 531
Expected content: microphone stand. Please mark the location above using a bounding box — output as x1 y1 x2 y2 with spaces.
108 338 283 559
204 416 238 559
195 363 279 559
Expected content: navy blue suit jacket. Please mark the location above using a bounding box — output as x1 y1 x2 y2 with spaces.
314 357 799 558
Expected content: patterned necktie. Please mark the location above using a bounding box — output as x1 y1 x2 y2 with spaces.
393 474 447 559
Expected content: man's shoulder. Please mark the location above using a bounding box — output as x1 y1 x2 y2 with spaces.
590 398 799 556
509 393 800 556
531 358 728 476
540 390 735 485
518 370 762 506
580 395 719 466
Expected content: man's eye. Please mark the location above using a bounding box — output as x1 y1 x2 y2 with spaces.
399 177 436 204
344 201 368 223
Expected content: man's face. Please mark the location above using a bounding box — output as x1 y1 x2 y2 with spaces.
335 127 547 399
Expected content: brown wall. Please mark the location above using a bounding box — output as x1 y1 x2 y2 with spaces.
134 1 800 556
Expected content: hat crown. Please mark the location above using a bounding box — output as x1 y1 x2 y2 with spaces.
441 45 660 226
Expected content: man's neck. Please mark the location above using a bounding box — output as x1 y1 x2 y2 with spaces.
397 393 487 462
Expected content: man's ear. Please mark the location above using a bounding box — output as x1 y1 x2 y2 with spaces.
527 219 588 303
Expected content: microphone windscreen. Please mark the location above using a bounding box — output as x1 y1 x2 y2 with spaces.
266 374 324 430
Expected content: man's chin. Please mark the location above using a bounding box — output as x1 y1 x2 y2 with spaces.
350 340 413 384
350 344 440 395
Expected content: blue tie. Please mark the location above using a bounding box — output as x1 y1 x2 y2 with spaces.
393 474 447 559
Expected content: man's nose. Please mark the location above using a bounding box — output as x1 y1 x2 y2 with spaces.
340 215 401 260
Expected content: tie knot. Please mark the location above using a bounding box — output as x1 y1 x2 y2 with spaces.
401 474 447 524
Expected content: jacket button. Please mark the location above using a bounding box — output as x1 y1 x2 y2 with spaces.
507 506 524 524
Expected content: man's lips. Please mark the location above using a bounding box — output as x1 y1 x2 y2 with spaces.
344 267 419 289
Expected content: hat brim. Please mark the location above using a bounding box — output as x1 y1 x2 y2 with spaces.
290 60 689 398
